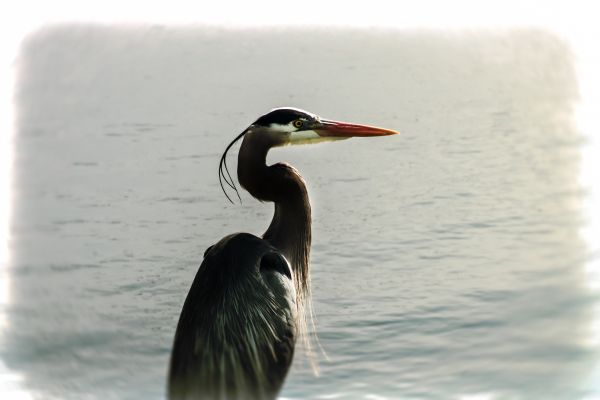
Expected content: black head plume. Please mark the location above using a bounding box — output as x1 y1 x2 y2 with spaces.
218 130 246 204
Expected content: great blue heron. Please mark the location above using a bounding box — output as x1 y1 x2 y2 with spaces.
168 108 398 399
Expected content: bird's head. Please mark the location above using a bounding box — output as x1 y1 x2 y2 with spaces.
218 107 399 203
248 107 399 147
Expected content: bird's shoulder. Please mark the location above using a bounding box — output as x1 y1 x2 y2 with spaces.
202 232 272 259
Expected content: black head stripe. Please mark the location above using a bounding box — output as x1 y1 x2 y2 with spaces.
253 108 314 126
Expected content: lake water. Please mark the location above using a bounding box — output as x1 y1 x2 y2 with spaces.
2 26 597 399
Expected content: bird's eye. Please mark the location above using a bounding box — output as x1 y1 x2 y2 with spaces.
293 120 303 128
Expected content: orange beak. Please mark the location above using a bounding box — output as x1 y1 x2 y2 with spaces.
314 119 400 138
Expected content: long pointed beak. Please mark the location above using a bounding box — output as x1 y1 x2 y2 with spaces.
314 119 400 138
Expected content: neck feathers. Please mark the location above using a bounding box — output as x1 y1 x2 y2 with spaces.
237 133 313 353
262 163 311 295
238 134 312 291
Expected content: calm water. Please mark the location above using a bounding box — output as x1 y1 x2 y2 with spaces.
2 27 597 399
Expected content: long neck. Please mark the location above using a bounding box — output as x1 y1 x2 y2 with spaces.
237 133 312 298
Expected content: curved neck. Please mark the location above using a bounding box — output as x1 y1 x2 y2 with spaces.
237 132 311 295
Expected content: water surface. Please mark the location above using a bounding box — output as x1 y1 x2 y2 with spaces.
3 27 596 399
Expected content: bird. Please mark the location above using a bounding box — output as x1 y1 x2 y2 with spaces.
168 107 399 400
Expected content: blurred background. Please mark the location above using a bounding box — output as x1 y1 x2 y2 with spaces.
1 2 599 399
